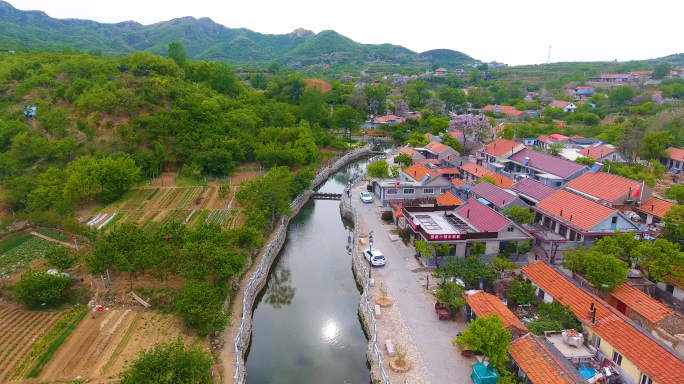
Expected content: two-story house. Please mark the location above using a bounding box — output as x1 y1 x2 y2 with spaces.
470 180 528 213
460 162 515 189
417 141 460 162
398 146 426 161
508 178 556 206
549 100 577 112
564 171 651 210
661 147 684 173
635 197 677 225
372 163 453 205
506 149 589 187
527 189 642 261
475 138 526 170
578 143 625 163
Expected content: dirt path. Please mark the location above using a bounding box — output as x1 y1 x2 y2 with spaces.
29 231 78 249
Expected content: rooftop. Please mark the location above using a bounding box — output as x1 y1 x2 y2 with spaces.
471 181 518 209
509 334 582 384
534 189 617 231
578 144 616 160
543 332 595 360
549 100 573 108
403 163 437 182
609 283 673 323
522 261 684 384
480 138 524 158
509 149 588 179
452 178 465 188
460 163 514 189
509 178 556 203
455 198 512 232
436 191 463 206
374 114 398 123
481 104 516 112
636 197 677 219
435 167 460 175
664 147 684 161
564 171 641 204
465 291 528 332
425 141 451 154
400 147 418 157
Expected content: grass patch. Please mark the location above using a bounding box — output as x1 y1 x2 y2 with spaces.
194 209 209 227
11 306 87 380
26 307 89 378
175 175 208 186
0 232 34 254
36 228 69 241
100 213 123 231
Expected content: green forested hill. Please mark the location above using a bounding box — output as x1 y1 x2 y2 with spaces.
0 1 476 68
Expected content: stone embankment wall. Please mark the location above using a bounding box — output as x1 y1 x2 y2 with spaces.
230 145 372 384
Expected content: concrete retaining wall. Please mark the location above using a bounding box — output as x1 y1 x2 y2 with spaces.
231 145 372 384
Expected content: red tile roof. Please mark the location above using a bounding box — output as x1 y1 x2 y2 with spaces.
549 100 573 108
455 198 512 232
435 167 460 175
465 291 528 331
609 283 673 323
374 115 397 123
448 129 463 138
460 163 514 189
578 144 616 160
425 141 451 154
504 109 525 116
509 149 588 179
537 135 550 144
415 159 440 165
482 105 516 112
509 178 556 203
565 171 641 204
403 163 437 182
664 147 684 161
522 261 684 384
630 71 652 75
436 191 463 206
636 197 677 219
534 189 617 231
508 334 580 384
481 138 524 158
425 133 434 138
452 178 465 188
471 181 518 209
400 147 418 157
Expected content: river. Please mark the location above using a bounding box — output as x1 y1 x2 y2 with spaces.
245 158 373 384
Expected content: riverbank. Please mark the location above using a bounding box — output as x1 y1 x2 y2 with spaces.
222 145 372 384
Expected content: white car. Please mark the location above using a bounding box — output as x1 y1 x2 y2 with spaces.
359 191 373 203
364 248 386 267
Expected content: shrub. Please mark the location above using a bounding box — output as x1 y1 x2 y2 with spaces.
15 268 72 307
119 340 212 384
381 210 394 222
505 279 537 305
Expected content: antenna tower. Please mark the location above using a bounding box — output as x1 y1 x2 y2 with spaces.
547 45 552 64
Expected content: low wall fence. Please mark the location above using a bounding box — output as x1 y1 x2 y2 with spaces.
231 145 371 384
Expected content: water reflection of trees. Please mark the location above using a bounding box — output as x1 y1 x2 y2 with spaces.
265 263 296 309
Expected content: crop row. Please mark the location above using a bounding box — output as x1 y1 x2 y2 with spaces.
36 228 69 241
171 187 205 209
160 210 190 225
158 188 183 209
205 209 231 225
0 238 53 276
0 232 34 254
122 211 145 224
119 190 148 210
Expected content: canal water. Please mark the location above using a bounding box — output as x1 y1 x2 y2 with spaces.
245 158 372 384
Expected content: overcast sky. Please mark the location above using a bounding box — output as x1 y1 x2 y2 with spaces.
7 0 684 66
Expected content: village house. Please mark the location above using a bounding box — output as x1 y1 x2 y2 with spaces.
635 197 677 225
401 198 531 259
505 148 590 187
436 191 463 206
655 274 684 309
481 105 529 120
463 291 528 338
398 146 426 161
660 147 684 173
589 74 634 83
548 100 577 112
522 261 684 384
630 71 653 79
433 68 448 77
508 178 556 206
454 68 466 77
508 333 588 384
416 141 460 162
470 181 528 213
571 86 596 102
372 163 453 205
577 143 625 163
536 135 551 151
424 132 442 143
460 162 515 189
476 138 526 170
526 189 642 261
564 171 651 209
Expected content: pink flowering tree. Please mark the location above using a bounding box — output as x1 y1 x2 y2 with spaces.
449 114 492 152
395 100 409 117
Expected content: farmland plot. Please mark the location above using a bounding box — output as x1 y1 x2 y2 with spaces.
0 237 53 276
205 209 231 225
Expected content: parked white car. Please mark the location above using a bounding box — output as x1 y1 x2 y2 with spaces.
359 191 373 203
363 248 386 267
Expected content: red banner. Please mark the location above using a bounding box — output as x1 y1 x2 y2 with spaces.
428 234 462 241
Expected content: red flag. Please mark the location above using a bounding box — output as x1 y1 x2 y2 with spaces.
557 123 563 129
632 186 640 198
395 181 398 188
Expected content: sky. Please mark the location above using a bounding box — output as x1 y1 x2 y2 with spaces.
7 0 684 66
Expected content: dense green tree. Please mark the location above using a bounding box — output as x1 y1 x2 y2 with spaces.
662 205 684 248
167 41 187 70
15 268 71 307
562 247 628 291
394 153 413 166
236 166 293 228
526 302 581 335
575 156 596 167
666 184 684 204
406 132 429 147
454 314 511 370
444 255 499 287
439 88 468 112
653 62 672 79
609 86 635 105
640 130 675 160
174 280 228 336
179 223 245 285
44 245 79 271
119 340 212 384
441 133 463 153
366 159 391 179
299 87 328 126
505 279 537 305
502 204 533 225
332 104 362 138
434 281 465 313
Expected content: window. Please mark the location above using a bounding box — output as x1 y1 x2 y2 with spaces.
387 188 398 195
554 181 562 187
537 288 545 300
640 373 653 384
525 278 532 285
611 216 618 230
423 188 434 194
591 334 601 349
612 154 617 161
612 351 622 366
667 284 675 294
441 188 449 194
403 188 415 195
558 225 568 237
569 230 578 241
507 226 514 232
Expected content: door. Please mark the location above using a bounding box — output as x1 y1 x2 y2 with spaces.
616 300 627 315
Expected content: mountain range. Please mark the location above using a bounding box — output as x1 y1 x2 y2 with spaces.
0 1 479 68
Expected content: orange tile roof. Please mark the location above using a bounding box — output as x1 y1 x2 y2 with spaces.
522 261 684 384
375 115 398 123
578 145 616 160
435 167 460 176
465 291 528 332
565 171 641 203
481 138 523 158
425 141 450 154
609 284 673 323
425 133 434 138
504 109 525 116
537 135 549 143
508 335 580 384
482 104 516 112
400 147 418 157
403 163 437 182
448 129 463 138
436 191 463 206
665 147 684 161
452 178 465 188
636 197 677 219
534 189 617 231
460 163 514 188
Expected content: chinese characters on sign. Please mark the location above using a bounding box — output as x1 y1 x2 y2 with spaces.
428 234 462 241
